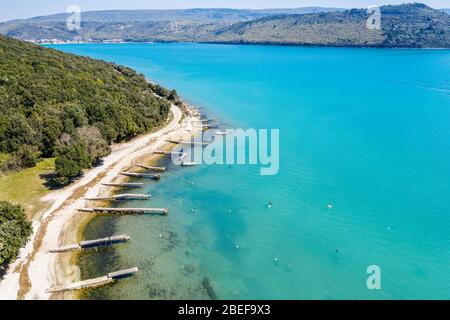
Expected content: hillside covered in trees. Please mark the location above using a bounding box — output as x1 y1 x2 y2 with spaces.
0 201 31 269
0 3 448 48
210 3 450 47
0 35 172 183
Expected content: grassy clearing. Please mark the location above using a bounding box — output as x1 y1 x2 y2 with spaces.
0 153 9 166
0 158 55 218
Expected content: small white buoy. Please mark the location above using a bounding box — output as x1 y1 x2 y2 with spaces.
387 226 391 231
328 204 333 209
274 257 278 263
235 244 239 249
159 234 163 238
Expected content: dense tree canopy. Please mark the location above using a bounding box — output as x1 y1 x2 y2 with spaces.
53 127 111 184
0 201 32 266
0 34 171 152
0 35 171 154
0 35 177 181
0 36 179 265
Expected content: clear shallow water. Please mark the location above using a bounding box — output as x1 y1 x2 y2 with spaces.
50 43 450 299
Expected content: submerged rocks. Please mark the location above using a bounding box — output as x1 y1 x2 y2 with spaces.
202 277 218 300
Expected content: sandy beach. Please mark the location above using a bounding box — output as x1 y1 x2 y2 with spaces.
0 103 201 300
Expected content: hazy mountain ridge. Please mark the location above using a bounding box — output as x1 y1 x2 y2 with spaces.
209 3 450 47
0 4 448 48
0 7 341 43
4 7 342 24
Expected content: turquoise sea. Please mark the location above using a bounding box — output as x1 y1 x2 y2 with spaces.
49 43 450 299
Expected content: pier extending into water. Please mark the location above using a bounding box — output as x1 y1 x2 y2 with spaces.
166 139 209 146
134 164 166 172
85 194 151 201
46 267 138 293
201 118 216 123
48 235 131 253
154 150 186 157
78 207 169 215
101 182 144 188
120 172 161 180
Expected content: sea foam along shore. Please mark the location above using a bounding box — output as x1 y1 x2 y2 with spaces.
0 102 201 300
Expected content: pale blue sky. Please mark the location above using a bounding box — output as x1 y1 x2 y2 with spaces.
0 0 448 22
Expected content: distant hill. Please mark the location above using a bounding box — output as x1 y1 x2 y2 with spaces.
0 7 341 41
209 3 450 48
0 4 448 48
3 7 341 24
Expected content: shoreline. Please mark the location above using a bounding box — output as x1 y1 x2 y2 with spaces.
71 141 179 300
0 101 201 300
39 40 450 50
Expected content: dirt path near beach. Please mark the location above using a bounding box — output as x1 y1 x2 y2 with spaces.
0 104 200 300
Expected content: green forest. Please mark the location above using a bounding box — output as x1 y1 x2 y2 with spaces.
0 201 32 268
0 35 176 183
0 35 180 266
